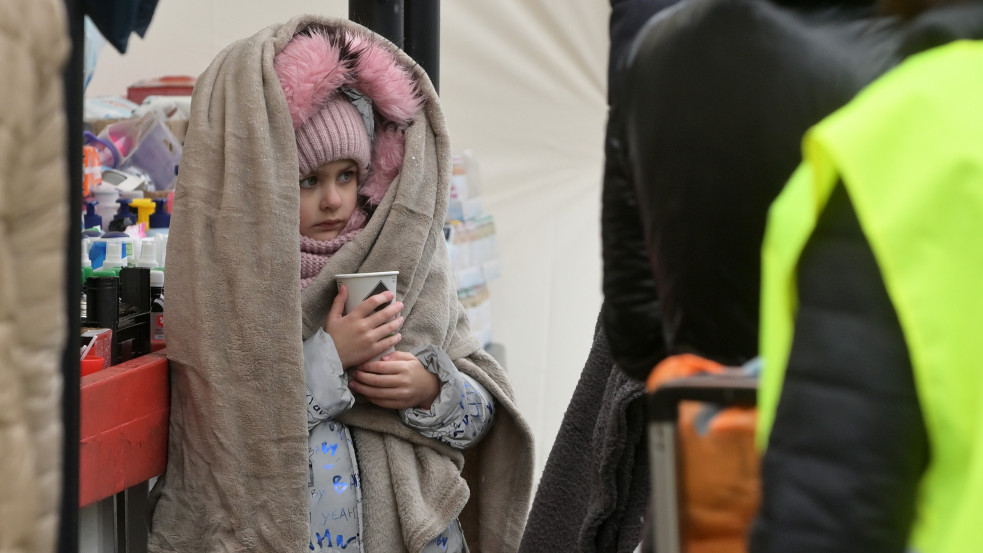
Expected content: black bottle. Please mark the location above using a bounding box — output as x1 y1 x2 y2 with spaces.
150 269 165 342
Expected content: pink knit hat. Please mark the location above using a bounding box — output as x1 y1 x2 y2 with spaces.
274 27 423 205
295 93 371 177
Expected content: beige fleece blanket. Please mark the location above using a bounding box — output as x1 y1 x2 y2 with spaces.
149 15 534 553
1 2 69 552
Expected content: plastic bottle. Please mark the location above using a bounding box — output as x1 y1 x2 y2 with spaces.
111 198 134 230
81 238 93 320
91 183 119 229
136 237 159 268
156 233 168 268
88 240 106 270
83 201 102 230
150 269 165 342
99 231 134 267
146 197 171 237
101 240 127 271
81 238 93 277
129 197 157 228
82 144 102 197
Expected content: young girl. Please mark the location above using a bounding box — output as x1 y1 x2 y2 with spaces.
150 16 534 553
284 30 499 551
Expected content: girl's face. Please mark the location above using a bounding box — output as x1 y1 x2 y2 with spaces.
299 159 359 241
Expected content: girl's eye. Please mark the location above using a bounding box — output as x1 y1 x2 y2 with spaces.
338 170 355 184
299 176 317 189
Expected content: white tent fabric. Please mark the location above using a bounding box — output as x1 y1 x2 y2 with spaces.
87 0 612 483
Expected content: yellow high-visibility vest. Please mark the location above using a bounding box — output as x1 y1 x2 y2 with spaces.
758 40 983 552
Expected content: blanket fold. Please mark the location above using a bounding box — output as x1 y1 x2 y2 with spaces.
150 15 533 553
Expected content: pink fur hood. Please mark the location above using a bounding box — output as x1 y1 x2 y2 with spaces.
274 27 423 205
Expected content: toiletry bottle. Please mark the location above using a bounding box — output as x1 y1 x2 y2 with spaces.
129 197 157 228
88 239 106 270
83 201 102 230
101 240 127 272
150 269 165 342
81 238 93 320
91 183 120 229
100 231 134 266
136 238 159 269
147 197 171 237
110 198 134 231
82 145 102 197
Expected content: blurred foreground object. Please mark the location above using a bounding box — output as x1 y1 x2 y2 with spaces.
0 0 70 552
757 36 983 553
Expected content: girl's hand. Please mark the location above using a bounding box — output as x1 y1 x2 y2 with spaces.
349 351 441 410
324 285 404 368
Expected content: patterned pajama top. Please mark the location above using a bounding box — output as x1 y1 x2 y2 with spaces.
304 329 494 552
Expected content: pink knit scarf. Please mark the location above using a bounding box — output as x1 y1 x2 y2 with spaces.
300 207 368 289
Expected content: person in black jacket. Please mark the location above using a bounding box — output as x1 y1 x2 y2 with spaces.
752 3 983 552
596 0 877 548
602 0 890 380
601 0 983 549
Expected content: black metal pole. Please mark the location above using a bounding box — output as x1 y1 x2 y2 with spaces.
404 0 440 94
349 0 405 48
60 0 82 552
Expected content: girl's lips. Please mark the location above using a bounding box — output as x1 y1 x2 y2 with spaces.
316 220 343 229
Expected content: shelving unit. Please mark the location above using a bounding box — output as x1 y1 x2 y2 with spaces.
79 351 169 553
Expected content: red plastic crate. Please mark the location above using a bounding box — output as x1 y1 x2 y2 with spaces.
79 350 170 507
127 75 195 104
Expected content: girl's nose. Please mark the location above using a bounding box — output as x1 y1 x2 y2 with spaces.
320 184 341 210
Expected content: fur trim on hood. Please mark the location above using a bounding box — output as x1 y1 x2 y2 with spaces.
274 27 423 205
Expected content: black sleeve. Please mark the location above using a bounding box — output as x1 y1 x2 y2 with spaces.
750 185 929 553
600 97 667 381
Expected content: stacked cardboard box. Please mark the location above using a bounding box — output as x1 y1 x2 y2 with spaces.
444 151 500 347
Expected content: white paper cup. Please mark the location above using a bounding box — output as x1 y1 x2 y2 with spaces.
335 271 399 360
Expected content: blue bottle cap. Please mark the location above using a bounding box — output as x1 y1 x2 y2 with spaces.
115 198 133 217
84 201 102 230
88 240 107 270
149 198 171 229
110 199 135 232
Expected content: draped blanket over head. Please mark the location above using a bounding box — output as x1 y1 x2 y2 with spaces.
148 15 534 553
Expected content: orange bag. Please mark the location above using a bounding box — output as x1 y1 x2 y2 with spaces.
646 354 760 553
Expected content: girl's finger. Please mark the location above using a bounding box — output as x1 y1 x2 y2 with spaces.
355 291 396 317
354 360 404 376
386 332 402 350
364 333 403 354
366 300 404 327
329 285 348 319
355 384 409 402
349 380 407 404
369 316 404 342
351 367 402 386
